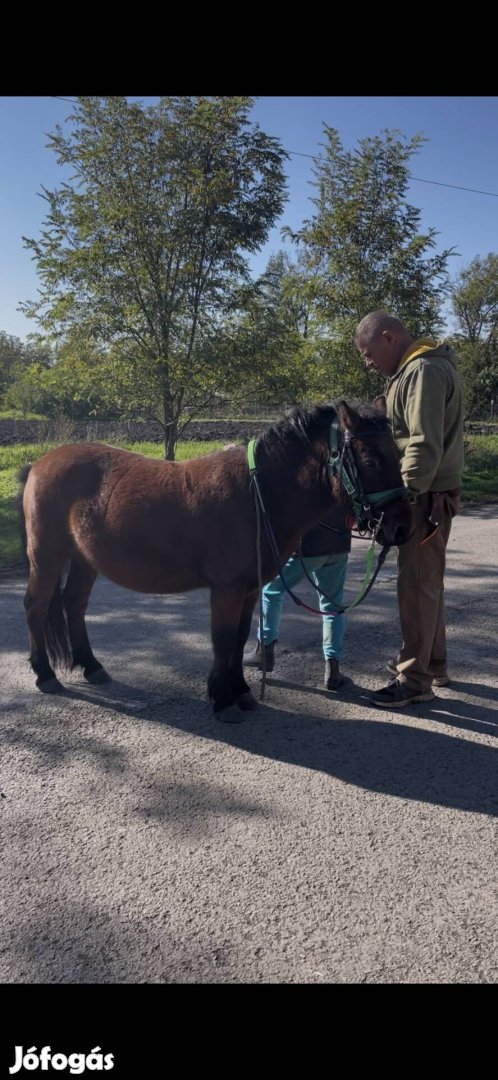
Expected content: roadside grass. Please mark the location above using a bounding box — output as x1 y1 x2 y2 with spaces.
462 435 498 503
0 411 47 421
0 443 57 568
114 440 224 459
1 435 496 570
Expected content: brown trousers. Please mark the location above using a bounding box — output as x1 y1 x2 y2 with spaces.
395 489 460 691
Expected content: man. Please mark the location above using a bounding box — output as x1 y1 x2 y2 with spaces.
354 311 464 707
244 505 352 691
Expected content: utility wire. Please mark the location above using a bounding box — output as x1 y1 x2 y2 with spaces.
49 98 498 200
289 148 498 198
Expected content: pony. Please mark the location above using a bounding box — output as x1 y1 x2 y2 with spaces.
19 401 411 719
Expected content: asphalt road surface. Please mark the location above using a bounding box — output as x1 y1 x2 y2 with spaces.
1 505 497 983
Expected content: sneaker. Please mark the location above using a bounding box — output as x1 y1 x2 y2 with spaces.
244 639 276 672
371 678 435 708
387 658 450 687
324 658 344 691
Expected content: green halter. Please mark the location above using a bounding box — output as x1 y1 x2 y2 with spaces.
328 415 407 530
247 438 257 474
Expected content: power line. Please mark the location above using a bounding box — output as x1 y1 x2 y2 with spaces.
48 99 498 200
409 175 498 199
287 148 498 198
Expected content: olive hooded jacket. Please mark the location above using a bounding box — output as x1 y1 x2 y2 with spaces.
385 338 464 495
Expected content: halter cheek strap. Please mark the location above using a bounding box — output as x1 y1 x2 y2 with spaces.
247 439 257 474
328 416 407 531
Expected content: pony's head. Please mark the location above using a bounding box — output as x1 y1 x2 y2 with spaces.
334 400 411 547
255 400 411 547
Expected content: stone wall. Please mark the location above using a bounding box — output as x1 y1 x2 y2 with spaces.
0 416 496 447
0 418 262 446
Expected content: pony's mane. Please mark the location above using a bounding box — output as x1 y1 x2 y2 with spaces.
256 400 390 455
345 401 392 433
257 404 335 455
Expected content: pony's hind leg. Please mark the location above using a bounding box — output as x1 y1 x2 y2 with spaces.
63 552 111 684
24 562 70 693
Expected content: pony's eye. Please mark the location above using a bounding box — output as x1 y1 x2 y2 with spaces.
363 458 378 469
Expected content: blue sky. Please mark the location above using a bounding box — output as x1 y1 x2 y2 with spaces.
1 95 497 342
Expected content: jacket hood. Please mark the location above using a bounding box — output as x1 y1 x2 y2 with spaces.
389 340 459 385
419 342 459 368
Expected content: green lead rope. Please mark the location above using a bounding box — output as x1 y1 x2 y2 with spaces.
338 538 387 613
342 540 377 612
297 535 389 614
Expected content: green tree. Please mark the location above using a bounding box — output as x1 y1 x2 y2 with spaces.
21 96 288 457
0 332 52 410
225 251 313 408
285 128 456 398
449 254 498 417
451 253 498 344
0 333 26 405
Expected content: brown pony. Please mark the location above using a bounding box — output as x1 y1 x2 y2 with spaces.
19 401 411 719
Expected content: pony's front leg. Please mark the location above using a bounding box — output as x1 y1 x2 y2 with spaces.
208 586 246 719
229 589 259 711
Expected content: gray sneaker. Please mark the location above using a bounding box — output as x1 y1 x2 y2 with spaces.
372 678 435 708
387 658 450 687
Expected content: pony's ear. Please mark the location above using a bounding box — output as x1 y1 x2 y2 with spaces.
337 401 361 434
372 394 387 415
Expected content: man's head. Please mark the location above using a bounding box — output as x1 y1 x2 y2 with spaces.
354 311 413 378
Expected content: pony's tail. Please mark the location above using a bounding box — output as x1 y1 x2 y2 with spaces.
44 583 72 672
17 463 31 570
18 463 72 672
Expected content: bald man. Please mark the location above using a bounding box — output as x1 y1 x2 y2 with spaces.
355 311 464 707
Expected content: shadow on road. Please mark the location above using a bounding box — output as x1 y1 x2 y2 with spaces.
3 669 498 820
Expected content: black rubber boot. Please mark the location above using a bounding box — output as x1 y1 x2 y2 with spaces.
324 658 344 690
244 640 276 672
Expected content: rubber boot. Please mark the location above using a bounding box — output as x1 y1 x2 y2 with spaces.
244 639 276 672
324 658 344 690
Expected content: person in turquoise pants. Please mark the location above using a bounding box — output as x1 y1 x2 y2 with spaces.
244 505 352 690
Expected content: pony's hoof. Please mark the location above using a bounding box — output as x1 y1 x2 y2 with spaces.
214 704 247 724
84 667 112 685
37 676 64 694
236 691 258 711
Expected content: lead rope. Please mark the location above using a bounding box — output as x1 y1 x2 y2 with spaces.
297 538 391 612
248 438 389 619
254 492 267 701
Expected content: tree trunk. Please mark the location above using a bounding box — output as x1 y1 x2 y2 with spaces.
162 399 178 460
165 422 177 461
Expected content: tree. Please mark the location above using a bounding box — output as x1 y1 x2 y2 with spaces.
450 254 498 416
4 362 50 418
0 331 52 410
285 128 456 398
451 253 498 344
224 251 314 408
21 96 288 457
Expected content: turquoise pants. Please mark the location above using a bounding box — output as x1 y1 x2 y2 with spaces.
257 552 349 659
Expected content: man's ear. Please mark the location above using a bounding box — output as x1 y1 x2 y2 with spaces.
337 401 361 433
372 394 387 415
